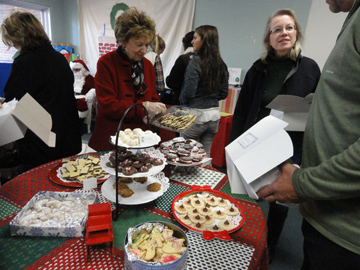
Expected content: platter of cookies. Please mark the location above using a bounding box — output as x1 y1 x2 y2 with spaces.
100 147 166 177
101 172 169 205
159 137 206 166
172 185 245 241
150 105 200 132
49 154 110 187
110 128 161 148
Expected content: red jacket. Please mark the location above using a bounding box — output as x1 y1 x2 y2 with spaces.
89 50 160 151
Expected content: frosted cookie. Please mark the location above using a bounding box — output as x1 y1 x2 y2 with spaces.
205 196 219 206
179 214 192 225
189 214 206 224
190 198 205 208
191 222 206 231
218 197 230 207
204 215 215 225
225 205 240 216
218 219 235 231
207 224 224 232
198 206 212 216
174 203 188 215
212 209 227 220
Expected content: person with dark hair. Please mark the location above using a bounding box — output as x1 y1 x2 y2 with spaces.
165 31 195 105
257 1 360 269
230 8 320 263
179 25 229 158
88 7 166 151
1 11 81 174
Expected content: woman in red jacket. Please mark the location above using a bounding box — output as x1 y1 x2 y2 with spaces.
89 7 166 151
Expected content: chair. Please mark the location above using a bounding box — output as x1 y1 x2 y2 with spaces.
85 203 114 263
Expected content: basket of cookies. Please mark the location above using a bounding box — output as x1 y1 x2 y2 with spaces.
172 185 245 241
124 221 188 270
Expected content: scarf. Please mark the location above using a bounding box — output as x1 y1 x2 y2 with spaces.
117 46 147 97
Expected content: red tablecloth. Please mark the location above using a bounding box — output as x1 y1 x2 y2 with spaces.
0 154 267 270
211 115 233 168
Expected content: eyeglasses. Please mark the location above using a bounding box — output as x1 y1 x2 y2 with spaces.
270 25 296 35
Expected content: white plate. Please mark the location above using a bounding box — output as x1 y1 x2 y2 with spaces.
110 133 161 149
100 148 166 177
101 173 169 205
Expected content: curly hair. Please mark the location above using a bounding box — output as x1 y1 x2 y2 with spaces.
261 8 303 61
114 7 156 45
195 25 227 94
1 11 51 53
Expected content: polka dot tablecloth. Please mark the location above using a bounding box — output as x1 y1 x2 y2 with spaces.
0 155 268 270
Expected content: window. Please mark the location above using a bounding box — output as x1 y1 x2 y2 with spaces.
0 0 50 63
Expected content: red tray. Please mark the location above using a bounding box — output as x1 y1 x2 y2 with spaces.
48 153 110 188
172 185 245 241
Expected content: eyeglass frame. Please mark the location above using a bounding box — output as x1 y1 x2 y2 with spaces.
270 24 297 35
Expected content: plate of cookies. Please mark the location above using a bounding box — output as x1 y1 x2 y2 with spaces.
49 154 110 187
101 172 169 205
110 128 161 148
172 185 245 241
159 137 206 166
150 106 200 132
100 147 166 177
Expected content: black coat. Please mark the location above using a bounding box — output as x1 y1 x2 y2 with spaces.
230 55 321 147
165 52 195 105
4 44 81 169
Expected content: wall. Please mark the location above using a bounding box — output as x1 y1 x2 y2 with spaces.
1 0 350 82
302 0 347 70
193 0 313 81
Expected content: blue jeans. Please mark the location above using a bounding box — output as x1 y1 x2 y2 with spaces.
181 120 219 158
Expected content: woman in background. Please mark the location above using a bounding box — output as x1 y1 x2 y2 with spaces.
180 25 229 158
89 7 166 151
1 11 81 174
230 9 321 263
166 31 195 105
145 34 166 95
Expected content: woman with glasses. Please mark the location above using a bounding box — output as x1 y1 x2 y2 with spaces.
230 9 321 263
89 7 166 151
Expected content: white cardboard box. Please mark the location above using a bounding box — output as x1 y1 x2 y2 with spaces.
266 94 314 131
225 116 293 199
0 93 56 147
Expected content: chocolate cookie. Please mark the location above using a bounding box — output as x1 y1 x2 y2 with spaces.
179 156 193 164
